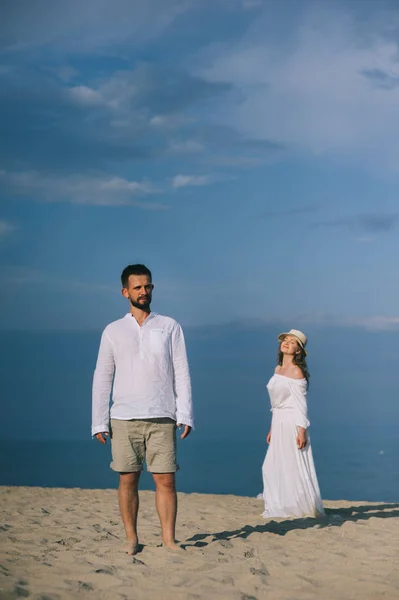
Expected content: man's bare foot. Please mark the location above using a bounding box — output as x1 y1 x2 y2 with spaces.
161 540 185 552
125 538 139 555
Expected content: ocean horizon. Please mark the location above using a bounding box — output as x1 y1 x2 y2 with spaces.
1 434 398 503
1 325 398 503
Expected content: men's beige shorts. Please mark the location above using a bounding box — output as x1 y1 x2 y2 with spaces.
110 418 178 473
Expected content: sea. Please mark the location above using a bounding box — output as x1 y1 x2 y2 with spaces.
1 436 398 502
1 324 398 502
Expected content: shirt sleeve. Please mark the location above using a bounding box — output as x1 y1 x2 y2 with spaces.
288 379 310 429
91 330 115 437
171 323 194 429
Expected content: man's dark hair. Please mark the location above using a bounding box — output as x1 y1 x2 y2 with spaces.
121 264 152 288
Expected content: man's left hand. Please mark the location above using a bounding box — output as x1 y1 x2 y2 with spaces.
177 424 192 440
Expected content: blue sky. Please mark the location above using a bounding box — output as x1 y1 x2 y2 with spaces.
1 0 399 331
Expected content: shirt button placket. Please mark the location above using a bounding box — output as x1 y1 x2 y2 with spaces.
139 328 144 359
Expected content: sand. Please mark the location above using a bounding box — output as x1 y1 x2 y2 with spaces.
1 487 398 600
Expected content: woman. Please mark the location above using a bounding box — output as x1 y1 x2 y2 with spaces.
260 329 324 518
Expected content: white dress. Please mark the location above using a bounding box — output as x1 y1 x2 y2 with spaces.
261 373 325 518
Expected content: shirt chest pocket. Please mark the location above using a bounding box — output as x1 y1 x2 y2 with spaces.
149 329 169 354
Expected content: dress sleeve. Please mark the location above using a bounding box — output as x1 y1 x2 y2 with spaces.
288 379 310 429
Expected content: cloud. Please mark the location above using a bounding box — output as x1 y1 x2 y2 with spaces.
0 62 231 173
315 213 399 233
195 3 399 171
0 266 43 288
353 316 399 331
361 68 399 90
168 140 205 154
242 0 263 9
148 114 193 129
167 124 284 167
353 235 375 244
0 0 194 54
43 65 79 83
207 155 267 168
0 169 167 209
356 214 398 232
0 219 17 237
68 86 104 106
311 314 399 332
96 63 230 115
252 312 399 332
262 204 321 218
55 66 79 82
0 68 155 171
0 265 116 294
6 0 399 203
172 174 216 188
209 312 399 333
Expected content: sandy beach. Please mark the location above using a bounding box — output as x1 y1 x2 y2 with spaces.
1 486 398 600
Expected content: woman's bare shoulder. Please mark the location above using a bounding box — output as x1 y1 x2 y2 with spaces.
291 366 305 380
274 365 281 374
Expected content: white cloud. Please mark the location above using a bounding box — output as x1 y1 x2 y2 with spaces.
99 176 155 193
353 316 399 330
168 140 205 154
196 4 399 171
149 115 168 127
0 169 167 209
253 311 399 331
274 312 399 332
149 114 194 129
172 174 215 188
208 155 268 168
0 219 17 237
242 0 263 10
353 235 375 243
69 85 104 106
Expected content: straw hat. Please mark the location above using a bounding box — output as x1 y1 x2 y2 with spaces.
278 329 307 355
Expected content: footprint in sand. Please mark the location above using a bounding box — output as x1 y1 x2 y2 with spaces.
94 566 117 575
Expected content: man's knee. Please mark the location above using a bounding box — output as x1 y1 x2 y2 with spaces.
153 473 175 491
119 471 140 489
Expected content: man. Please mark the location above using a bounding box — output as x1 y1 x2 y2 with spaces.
92 264 193 554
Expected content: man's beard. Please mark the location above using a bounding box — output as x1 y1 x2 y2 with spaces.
129 296 151 311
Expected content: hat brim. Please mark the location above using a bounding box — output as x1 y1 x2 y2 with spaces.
278 332 307 355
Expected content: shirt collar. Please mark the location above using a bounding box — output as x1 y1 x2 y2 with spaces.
125 312 158 325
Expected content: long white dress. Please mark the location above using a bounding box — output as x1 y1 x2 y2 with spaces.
261 373 325 518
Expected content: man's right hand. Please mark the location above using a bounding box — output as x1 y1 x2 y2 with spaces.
95 432 109 444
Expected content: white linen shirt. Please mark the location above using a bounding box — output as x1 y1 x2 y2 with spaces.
91 312 193 436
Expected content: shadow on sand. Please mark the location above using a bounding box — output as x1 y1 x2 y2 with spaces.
182 503 399 549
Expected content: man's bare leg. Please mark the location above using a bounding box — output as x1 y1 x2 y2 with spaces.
118 471 141 555
152 472 181 550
